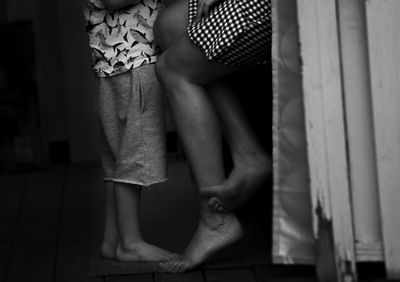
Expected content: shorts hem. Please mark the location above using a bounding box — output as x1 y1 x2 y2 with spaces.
103 177 168 187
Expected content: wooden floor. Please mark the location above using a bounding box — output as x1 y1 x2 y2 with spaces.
0 162 391 282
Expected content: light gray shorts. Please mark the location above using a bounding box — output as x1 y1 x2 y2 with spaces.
96 64 167 187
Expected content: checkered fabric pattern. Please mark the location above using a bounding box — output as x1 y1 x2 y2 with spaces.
187 0 272 67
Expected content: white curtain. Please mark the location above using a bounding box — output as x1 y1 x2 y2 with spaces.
272 0 314 264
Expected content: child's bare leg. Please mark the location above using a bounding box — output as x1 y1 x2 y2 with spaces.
114 182 178 262
101 181 118 259
202 81 272 212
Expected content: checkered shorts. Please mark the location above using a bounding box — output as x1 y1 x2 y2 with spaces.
187 0 272 67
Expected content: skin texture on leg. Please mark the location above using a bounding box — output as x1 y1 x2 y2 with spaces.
155 1 271 212
157 52 244 271
156 0 231 190
202 80 272 212
208 78 269 164
101 181 119 259
113 182 178 262
153 0 189 50
161 212 243 273
157 73 226 188
155 2 248 272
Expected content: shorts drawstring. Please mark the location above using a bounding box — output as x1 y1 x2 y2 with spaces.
138 72 145 113
131 70 145 114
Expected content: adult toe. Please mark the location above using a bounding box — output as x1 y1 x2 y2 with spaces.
160 259 184 273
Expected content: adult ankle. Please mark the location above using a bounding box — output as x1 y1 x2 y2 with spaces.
199 209 232 229
232 148 270 165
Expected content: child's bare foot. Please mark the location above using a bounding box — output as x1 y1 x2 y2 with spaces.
100 240 117 260
116 241 180 262
201 155 272 212
159 212 243 273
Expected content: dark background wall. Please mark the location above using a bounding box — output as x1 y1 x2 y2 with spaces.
0 0 100 170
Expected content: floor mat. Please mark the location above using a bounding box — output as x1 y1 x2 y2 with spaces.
89 160 270 276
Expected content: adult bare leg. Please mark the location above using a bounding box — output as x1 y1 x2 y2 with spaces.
202 80 272 212
155 7 252 271
155 2 271 212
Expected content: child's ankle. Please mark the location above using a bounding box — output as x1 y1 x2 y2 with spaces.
101 240 117 259
118 239 145 251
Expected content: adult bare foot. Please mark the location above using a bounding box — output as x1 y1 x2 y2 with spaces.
116 241 180 262
201 156 272 212
159 212 243 273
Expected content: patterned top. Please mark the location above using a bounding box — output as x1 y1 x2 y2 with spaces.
83 0 162 77
187 0 271 67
